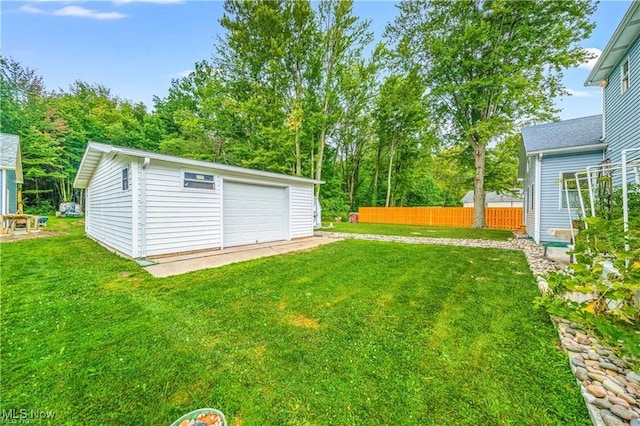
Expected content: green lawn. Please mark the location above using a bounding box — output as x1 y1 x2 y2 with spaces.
1 219 587 425
322 222 514 241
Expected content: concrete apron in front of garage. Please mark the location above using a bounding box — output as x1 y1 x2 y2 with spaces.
144 236 341 278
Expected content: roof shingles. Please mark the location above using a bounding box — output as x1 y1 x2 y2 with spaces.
521 114 604 154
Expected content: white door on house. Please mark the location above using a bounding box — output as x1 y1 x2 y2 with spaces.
223 181 287 247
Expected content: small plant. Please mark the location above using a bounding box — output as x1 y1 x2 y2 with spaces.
535 186 640 364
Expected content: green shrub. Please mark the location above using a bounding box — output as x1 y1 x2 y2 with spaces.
23 199 55 216
536 186 640 364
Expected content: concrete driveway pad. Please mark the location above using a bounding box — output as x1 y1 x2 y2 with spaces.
144 236 340 278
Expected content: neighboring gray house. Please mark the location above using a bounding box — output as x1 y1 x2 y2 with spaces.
74 142 322 259
461 190 523 208
0 133 23 216
520 2 640 243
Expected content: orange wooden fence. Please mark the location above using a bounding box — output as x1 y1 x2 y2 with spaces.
358 207 523 230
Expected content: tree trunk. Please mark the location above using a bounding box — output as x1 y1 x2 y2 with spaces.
385 142 396 207
294 63 303 177
314 95 330 197
371 142 381 206
294 129 301 176
17 183 23 214
472 143 487 228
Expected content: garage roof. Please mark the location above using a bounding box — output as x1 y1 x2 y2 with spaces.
74 142 324 188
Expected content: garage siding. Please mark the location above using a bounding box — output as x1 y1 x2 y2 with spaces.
290 183 314 238
86 155 133 256
144 161 221 256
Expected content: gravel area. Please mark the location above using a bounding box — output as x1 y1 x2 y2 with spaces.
316 230 639 426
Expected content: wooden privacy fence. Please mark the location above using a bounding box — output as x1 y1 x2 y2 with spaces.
358 207 523 230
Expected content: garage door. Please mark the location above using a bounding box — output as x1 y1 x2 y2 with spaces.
223 181 287 247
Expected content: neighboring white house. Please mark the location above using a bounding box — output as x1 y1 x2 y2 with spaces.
461 190 523 208
73 142 323 259
0 133 23 216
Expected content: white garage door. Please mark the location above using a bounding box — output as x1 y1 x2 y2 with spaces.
223 181 287 247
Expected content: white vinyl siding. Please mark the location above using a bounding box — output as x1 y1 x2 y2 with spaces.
144 161 221 256
604 37 640 185
86 155 133 256
539 151 604 243
290 184 314 238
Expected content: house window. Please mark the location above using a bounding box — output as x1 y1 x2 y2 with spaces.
122 168 129 191
560 172 580 209
183 172 215 190
621 57 630 94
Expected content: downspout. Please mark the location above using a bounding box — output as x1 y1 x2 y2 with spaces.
601 84 606 141
534 153 543 243
139 157 150 258
131 159 140 258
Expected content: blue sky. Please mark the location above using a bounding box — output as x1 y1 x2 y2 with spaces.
1 0 633 120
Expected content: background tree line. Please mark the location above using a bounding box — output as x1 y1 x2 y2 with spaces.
0 0 594 224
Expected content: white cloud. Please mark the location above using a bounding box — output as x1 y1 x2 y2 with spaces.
566 88 594 98
579 47 602 70
53 5 127 19
20 5 46 14
166 70 193 79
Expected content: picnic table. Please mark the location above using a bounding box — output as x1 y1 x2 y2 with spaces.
2 214 40 233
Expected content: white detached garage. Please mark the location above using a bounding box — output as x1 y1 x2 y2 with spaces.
74 142 322 259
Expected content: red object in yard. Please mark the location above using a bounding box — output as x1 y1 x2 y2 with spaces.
348 212 359 223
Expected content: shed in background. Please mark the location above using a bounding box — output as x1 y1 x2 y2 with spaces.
461 190 523 208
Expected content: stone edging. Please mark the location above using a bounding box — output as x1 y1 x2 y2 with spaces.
316 231 640 426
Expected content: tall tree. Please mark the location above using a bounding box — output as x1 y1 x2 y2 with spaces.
374 71 427 207
313 0 371 196
334 56 379 210
217 0 317 174
386 0 595 227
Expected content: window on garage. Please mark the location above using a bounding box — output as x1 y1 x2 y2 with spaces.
122 167 129 191
183 172 215 190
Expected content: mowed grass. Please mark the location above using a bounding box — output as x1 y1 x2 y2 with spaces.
323 222 514 241
1 220 588 425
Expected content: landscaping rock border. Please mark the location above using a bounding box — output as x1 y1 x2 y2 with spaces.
316 230 640 425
